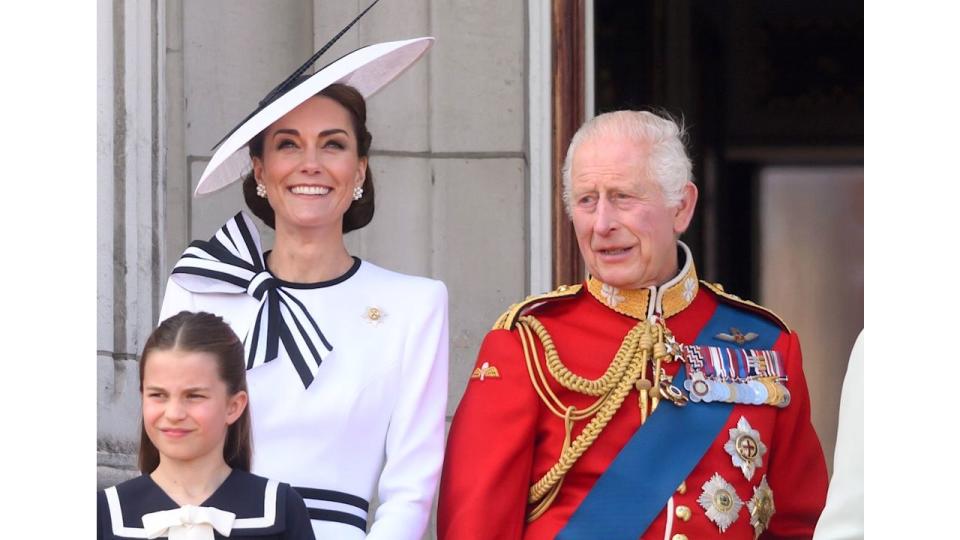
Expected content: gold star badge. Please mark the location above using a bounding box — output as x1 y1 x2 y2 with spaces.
470 361 500 381
748 475 776 538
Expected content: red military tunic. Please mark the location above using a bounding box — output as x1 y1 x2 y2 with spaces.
439 246 827 539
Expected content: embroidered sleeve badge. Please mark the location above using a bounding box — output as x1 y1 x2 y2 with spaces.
470 361 500 381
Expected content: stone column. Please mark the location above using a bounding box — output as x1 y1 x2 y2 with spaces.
97 0 167 488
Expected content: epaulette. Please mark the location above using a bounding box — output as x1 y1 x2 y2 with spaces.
492 284 583 331
700 280 790 331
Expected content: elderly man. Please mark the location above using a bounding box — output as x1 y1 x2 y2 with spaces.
438 110 827 539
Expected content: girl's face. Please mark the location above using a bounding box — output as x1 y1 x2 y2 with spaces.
252 95 368 233
142 349 247 467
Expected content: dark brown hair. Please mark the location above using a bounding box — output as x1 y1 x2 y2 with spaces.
242 82 375 232
137 311 253 473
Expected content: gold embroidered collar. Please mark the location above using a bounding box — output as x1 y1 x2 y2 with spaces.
586 241 699 320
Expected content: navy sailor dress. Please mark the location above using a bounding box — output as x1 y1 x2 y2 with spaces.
97 469 315 539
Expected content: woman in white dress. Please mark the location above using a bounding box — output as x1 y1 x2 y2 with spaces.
159 24 447 539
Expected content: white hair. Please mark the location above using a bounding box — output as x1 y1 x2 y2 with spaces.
561 110 693 214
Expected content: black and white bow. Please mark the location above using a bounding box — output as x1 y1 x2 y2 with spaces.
171 212 332 388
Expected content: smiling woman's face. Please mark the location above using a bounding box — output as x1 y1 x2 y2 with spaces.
252 95 368 233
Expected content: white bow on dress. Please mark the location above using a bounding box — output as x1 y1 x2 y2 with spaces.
142 505 236 539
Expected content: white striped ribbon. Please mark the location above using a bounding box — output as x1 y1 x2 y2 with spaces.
170 212 331 388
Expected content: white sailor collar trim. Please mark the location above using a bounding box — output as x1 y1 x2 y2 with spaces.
105 475 282 538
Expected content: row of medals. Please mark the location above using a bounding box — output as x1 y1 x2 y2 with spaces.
679 346 791 408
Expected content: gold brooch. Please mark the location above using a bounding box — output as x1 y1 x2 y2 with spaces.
470 361 500 381
363 306 386 326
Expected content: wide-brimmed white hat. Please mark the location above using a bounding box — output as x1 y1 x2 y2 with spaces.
196 36 433 196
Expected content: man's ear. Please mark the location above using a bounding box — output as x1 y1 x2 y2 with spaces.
673 182 698 235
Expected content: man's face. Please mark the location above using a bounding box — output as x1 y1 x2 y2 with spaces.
569 134 697 290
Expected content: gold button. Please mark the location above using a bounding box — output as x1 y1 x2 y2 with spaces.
675 505 691 522
676 481 687 494
367 307 381 321
672 534 688 540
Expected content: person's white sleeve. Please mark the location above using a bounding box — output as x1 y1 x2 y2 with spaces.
366 281 449 540
813 330 864 540
157 276 198 324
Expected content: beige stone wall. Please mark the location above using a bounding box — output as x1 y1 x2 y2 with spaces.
758 166 864 476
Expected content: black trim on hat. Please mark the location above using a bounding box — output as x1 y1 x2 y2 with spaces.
211 0 383 151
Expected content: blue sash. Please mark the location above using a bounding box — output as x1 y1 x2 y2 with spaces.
557 304 780 539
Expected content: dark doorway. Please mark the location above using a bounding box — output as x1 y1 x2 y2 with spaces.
594 0 864 299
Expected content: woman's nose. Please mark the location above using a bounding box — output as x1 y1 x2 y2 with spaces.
300 145 322 174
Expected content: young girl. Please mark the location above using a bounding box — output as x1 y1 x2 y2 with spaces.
97 311 315 539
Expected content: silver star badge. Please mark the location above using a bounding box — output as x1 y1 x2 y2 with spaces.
698 473 743 533
724 416 767 480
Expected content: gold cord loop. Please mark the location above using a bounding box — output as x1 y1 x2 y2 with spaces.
518 315 681 521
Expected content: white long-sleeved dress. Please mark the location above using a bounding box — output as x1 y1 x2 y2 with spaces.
160 255 449 540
